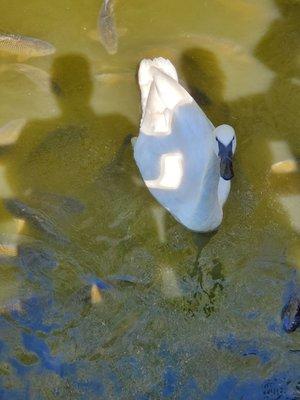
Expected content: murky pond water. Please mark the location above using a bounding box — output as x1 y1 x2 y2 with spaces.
0 0 299 398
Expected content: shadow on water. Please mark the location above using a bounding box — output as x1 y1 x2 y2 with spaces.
6 54 136 197
181 47 230 126
175 4 300 395
229 0 299 193
179 49 228 316
181 0 299 200
1 1 300 397
3 53 140 275
181 0 299 263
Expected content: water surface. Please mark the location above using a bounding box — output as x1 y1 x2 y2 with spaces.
0 0 299 398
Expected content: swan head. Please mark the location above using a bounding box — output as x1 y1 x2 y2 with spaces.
213 124 236 181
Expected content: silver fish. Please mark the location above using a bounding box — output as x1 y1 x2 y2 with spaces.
0 32 56 60
10 63 53 93
98 0 118 55
0 118 26 146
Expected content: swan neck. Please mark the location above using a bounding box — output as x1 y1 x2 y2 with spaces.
193 156 223 231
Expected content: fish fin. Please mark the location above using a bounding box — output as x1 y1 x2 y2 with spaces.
90 284 102 304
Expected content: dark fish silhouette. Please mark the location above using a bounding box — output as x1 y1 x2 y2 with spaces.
27 191 85 218
4 198 69 244
107 274 149 287
0 234 58 273
282 295 300 333
18 244 58 270
281 271 300 333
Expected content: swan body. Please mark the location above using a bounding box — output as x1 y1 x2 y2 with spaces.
133 58 236 232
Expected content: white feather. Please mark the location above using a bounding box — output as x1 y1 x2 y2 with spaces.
133 58 236 232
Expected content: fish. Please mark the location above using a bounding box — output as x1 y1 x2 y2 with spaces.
81 274 147 305
4 198 69 245
88 26 126 42
82 275 114 290
107 274 147 286
24 190 85 218
17 244 58 270
281 271 300 333
0 234 58 271
0 32 55 60
214 334 272 364
0 63 61 95
98 0 118 55
69 281 108 308
10 63 54 94
282 295 300 333
0 118 26 146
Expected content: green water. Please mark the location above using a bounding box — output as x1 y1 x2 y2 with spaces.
0 0 299 398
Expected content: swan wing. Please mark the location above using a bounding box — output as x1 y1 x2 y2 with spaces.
140 60 213 137
135 100 217 229
134 58 222 231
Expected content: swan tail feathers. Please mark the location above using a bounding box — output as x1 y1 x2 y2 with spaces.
138 58 178 114
141 81 171 134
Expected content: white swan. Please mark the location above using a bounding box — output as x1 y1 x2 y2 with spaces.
132 58 236 232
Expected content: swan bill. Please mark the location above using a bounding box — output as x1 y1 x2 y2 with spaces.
220 157 234 181
216 137 234 180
